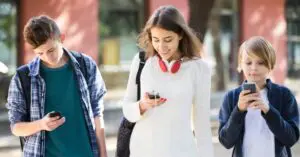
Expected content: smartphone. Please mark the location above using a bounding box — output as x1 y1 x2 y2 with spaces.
148 91 160 99
48 111 63 119
242 83 256 94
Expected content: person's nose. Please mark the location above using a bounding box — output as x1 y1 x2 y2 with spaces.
158 42 168 52
250 63 258 71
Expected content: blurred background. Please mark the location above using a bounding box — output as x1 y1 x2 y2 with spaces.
0 0 299 156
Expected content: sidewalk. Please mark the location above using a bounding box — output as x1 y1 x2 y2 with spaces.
0 128 299 157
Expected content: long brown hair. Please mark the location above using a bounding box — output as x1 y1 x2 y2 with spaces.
137 5 203 59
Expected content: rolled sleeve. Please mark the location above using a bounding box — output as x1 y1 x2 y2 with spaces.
85 56 107 118
5 74 28 126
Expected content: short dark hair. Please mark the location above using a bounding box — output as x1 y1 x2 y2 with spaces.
23 15 61 48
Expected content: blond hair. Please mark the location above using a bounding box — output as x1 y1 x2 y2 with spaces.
237 36 276 72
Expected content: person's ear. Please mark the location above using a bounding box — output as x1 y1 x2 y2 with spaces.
59 34 65 43
178 31 184 40
179 35 183 40
179 33 183 40
237 66 242 73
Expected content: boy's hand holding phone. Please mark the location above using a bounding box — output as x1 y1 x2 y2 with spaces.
238 83 270 113
249 97 270 114
39 111 65 131
238 83 259 112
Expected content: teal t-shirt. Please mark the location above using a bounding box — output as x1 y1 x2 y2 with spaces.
40 60 93 157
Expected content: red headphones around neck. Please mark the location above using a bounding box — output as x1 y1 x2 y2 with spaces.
158 57 181 74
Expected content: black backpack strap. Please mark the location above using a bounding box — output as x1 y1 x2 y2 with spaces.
16 65 31 120
71 51 88 81
136 50 146 101
115 50 146 157
16 65 31 151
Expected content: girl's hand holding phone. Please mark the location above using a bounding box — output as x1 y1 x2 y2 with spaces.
139 92 167 114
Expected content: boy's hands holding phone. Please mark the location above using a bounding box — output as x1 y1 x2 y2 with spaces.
249 96 270 114
39 111 65 131
238 90 259 112
238 83 270 114
139 92 167 114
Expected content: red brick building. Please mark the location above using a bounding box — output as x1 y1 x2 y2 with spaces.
0 0 299 84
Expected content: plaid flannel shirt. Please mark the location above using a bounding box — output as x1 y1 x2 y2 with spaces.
6 49 106 157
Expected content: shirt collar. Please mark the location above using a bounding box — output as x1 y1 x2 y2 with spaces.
28 48 80 76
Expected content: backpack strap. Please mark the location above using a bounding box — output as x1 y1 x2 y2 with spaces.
71 51 88 81
135 50 146 101
16 65 31 120
16 65 31 151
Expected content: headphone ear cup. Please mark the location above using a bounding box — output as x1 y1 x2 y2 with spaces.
170 60 181 73
159 59 168 72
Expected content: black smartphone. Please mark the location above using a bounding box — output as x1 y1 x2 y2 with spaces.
48 111 63 119
148 91 160 99
242 83 256 94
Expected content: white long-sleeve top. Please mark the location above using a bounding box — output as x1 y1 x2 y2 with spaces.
122 54 214 157
243 88 275 157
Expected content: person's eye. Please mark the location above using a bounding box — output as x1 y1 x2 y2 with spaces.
153 39 159 43
164 39 172 43
258 62 264 65
246 62 251 65
37 52 43 56
47 49 54 54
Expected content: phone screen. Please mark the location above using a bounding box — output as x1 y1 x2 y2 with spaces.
242 83 256 94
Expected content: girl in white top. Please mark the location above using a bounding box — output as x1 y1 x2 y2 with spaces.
122 5 214 157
